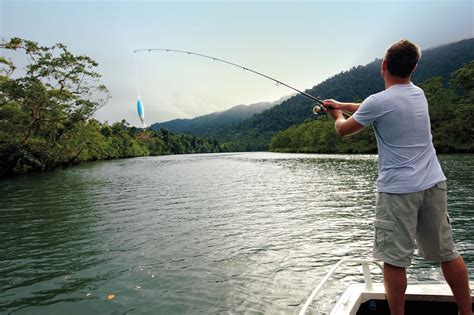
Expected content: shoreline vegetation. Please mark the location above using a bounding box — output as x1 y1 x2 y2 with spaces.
270 61 474 154
1 38 473 177
0 38 220 177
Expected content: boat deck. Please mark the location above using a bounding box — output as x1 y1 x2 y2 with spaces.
332 282 474 315
299 258 474 315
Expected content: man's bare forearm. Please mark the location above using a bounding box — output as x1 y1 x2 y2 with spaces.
337 102 360 113
323 99 361 113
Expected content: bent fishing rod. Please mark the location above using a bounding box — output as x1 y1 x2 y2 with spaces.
133 48 350 117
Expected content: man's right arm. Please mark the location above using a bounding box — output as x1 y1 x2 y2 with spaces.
323 99 360 113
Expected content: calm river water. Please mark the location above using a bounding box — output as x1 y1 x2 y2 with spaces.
0 153 472 314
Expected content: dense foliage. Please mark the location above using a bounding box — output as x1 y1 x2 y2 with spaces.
191 39 474 151
422 61 474 152
270 61 474 153
0 38 220 177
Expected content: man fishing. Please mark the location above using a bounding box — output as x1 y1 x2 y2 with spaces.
323 39 471 315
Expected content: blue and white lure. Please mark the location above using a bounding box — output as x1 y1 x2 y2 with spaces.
137 97 146 127
134 53 147 128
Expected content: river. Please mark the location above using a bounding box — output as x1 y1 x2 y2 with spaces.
0 152 472 314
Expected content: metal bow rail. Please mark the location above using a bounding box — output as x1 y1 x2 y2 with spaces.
299 258 383 315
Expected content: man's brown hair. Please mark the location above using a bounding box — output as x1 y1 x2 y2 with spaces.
385 39 421 78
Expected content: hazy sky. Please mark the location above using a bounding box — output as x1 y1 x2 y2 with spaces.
1 0 473 126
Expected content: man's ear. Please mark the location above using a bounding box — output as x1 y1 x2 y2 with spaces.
381 59 388 71
381 59 387 78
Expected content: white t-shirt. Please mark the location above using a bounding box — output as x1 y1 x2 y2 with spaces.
352 83 446 193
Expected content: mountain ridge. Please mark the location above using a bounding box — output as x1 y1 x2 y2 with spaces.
215 38 474 150
150 95 293 134
153 38 474 151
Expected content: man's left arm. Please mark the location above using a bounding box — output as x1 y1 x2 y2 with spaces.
330 110 366 136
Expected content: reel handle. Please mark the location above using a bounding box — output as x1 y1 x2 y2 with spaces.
312 104 351 118
312 104 330 117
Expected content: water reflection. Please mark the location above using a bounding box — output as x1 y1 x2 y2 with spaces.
0 153 472 314
0 170 111 312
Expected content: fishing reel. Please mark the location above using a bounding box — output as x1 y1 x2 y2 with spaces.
313 102 351 119
312 104 326 116
312 99 329 119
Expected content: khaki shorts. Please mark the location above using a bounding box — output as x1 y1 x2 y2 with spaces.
373 181 459 267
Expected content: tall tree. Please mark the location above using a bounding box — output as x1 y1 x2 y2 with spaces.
0 38 109 175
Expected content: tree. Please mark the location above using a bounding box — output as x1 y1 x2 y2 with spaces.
0 38 109 175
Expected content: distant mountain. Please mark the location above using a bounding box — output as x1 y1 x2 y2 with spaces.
211 38 474 151
150 95 292 134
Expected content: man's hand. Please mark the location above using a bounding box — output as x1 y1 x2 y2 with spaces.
324 99 345 120
323 99 361 114
323 99 365 136
323 99 344 110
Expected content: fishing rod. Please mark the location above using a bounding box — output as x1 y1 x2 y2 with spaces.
133 48 345 119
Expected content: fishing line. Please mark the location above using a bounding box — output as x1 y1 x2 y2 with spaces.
133 48 351 125
134 52 141 99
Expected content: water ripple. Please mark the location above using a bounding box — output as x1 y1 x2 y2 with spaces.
0 153 472 314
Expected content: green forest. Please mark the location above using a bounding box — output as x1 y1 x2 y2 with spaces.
1 37 473 177
269 61 474 154
0 38 220 177
207 39 474 151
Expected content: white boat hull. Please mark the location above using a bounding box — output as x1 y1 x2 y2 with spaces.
331 282 474 315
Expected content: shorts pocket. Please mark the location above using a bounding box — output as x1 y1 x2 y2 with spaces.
374 219 395 251
435 181 447 190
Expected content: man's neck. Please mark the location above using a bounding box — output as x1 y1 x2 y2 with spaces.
384 76 411 89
